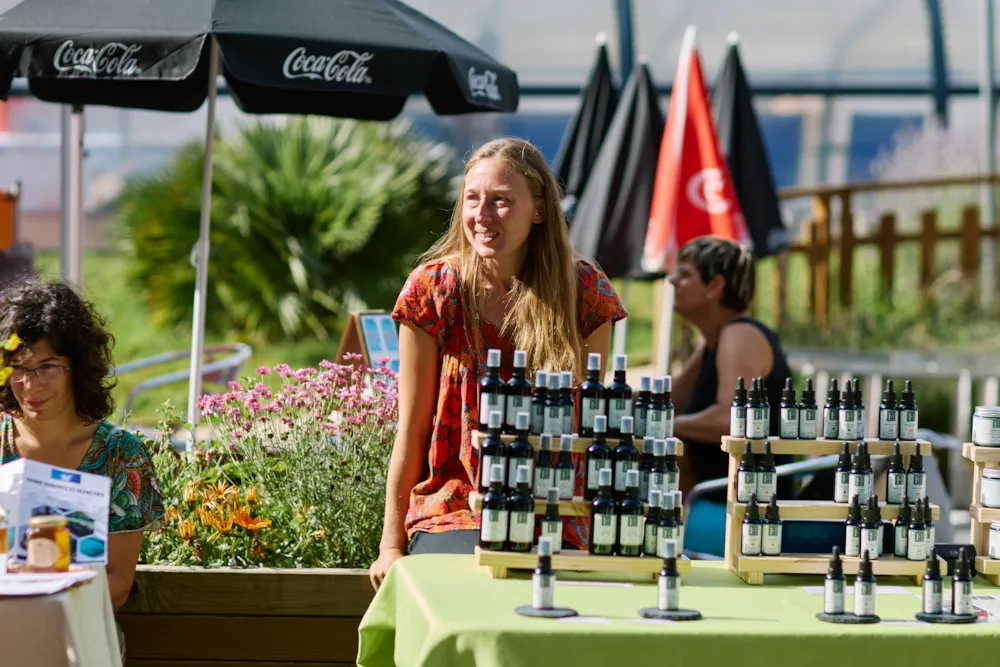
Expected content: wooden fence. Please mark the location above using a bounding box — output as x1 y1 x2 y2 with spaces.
764 173 1000 328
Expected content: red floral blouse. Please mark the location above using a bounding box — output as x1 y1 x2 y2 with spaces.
392 259 627 549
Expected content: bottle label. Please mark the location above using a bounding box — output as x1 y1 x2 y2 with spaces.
545 407 563 436
780 408 798 438
823 407 839 438
506 395 528 427
923 580 942 614
838 410 855 440
662 407 675 438
900 409 918 439
614 460 637 492
562 405 575 436
634 407 648 438
27 537 60 569
639 470 650 502
542 519 562 551
509 510 534 544
848 473 869 504
666 470 679 494
479 392 504 427
658 525 676 557
532 573 554 609
658 575 679 611
894 524 908 557
907 528 925 560
592 513 617 546
730 405 746 437
886 473 906 504
845 525 861 556
651 472 667 496
647 410 667 438
581 398 605 433
756 473 776 502
834 472 850 503
854 581 875 616
763 524 782 555
480 454 506 487
508 458 533 490
861 527 880 560
856 408 865 437
557 468 574 499
926 525 935 549
741 523 761 555
480 509 508 542
619 514 644 547
737 471 756 502
798 409 818 439
586 459 605 491
534 467 553 498
953 581 973 616
747 408 768 438
531 403 545 435
644 522 659 555
907 472 926 503
608 398 633 433
677 524 684 554
878 409 898 440
824 579 845 614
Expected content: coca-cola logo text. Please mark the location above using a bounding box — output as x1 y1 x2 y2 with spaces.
468 67 501 103
53 40 142 77
282 48 373 85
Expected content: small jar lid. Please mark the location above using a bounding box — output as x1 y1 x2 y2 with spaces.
975 406 1000 418
992 521 1000 530
29 515 68 529
984 468 1000 480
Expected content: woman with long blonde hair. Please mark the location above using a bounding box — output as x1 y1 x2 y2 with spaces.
369 138 625 589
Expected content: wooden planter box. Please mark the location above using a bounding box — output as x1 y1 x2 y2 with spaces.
118 565 373 667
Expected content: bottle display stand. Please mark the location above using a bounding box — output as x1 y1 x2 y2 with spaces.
961 443 1000 586
471 431 684 456
472 430 687 580
721 437 941 585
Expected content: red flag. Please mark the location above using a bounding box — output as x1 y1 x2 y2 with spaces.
642 26 751 275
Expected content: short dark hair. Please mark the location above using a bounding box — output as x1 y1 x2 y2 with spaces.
677 236 755 311
0 280 116 423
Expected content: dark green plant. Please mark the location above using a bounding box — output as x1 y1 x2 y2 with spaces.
117 117 460 343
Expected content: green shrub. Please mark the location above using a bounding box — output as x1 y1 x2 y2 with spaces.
117 117 460 344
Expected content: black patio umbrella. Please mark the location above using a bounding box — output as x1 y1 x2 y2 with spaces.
569 60 663 280
553 36 619 221
0 0 520 427
712 34 788 258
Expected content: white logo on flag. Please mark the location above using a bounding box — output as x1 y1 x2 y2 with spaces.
282 48 374 84
468 67 501 102
686 168 731 214
53 40 142 76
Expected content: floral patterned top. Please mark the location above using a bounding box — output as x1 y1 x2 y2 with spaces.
392 260 626 549
0 413 166 534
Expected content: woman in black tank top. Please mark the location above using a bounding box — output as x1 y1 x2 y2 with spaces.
668 238 793 494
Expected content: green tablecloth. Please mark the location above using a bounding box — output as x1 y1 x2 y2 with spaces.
358 555 999 667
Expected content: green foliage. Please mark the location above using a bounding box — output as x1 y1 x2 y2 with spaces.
116 117 460 344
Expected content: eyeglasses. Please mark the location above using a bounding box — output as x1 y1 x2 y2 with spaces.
9 364 70 384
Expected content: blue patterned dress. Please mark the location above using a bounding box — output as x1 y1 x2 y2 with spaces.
0 412 165 661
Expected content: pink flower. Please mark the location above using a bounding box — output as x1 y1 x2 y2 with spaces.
343 352 363 362
256 365 272 376
275 363 294 378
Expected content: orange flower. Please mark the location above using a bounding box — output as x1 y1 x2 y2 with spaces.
182 482 202 504
177 519 197 543
164 507 181 523
215 507 234 533
197 502 218 528
245 486 259 504
233 506 272 532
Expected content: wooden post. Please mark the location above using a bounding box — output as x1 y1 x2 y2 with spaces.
876 212 896 304
810 194 831 329
839 191 855 311
772 250 789 330
960 205 981 297
920 210 938 305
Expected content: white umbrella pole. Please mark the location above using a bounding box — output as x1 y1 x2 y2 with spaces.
60 104 84 287
186 38 220 447
655 279 675 377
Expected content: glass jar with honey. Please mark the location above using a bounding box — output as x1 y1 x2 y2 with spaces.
26 515 71 573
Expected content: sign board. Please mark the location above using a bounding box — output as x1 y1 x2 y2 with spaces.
335 310 400 374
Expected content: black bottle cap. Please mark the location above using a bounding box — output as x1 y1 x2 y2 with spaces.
765 496 780 521
858 549 874 579
925 548 940 576
888 441 903 469
869 494 881 521
827 378 840 404
748 378 761 402
851 378 862 404
760 440 775 468
909 451 923 470
782 378 796 403
913 498 924 523
838 442 851 468
847 495 862 522
841 383 852 404
740 441 755 468
733 376 748 403
802 378 815 404
850 448 864 469
862 496 876 523
897 502 911 523
860 442 871 468
829 545 843 576
923 496 933 522
901 380 916 406
956 547 970 578
746 494 760 520
759 378 768 398
882 379 896 404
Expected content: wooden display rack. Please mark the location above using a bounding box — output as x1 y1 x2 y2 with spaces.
961 443 1000 586
721 437 940 585
471 430 686 580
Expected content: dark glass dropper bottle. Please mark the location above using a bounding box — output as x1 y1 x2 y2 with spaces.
504 350 532 434
606 354 632 439
617 469 644 557
588 467 617 556
579 353 605 438
584 415 611 501
478 348 506 432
